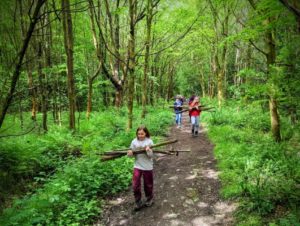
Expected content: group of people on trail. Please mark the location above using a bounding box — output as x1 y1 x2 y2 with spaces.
174 94 201 136
125 94 202 211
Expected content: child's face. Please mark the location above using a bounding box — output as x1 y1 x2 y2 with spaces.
194 97 199 102
137 129 146 140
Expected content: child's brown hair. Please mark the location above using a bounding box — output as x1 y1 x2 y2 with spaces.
136 125 151 138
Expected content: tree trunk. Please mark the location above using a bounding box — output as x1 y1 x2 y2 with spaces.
18 84 24 129
112 0 124 108
167 65 174 101
0 0 46 128
200 69 206 97
142 0 154 118
88 0 124 109
18 0 38 121
266 19 281 142
269 97 281 142
27 70 37 120
86 64 101 119
218 6 229 106
62 0 76 130
136 76 141 106
87 79 93 119
127 0 137 130
208 0 229 107
53 74 60 124
37 40 48 132
217 70 225 107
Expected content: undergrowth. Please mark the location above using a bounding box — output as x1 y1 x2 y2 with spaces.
202 99 300 226
0 106 172 225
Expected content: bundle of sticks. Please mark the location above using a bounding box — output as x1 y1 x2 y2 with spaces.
100 139 189 161
169 105 216 114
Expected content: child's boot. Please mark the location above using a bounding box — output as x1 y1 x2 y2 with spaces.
134 200 143 211
145 198 153 207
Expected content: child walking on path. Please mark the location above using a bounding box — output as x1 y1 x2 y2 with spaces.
127 126 154 211
188 95 196 122
189 96 201 136
174 95 183 128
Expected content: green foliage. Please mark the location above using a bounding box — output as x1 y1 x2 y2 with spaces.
0 107 172 225
204 100 300 225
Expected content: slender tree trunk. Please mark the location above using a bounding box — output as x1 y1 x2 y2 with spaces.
127 0 137 130
0 0 46 128
149 56 154 106
86 64 101 119
218 6 229 106
88 0 124 109
27 70 37 120
247 0 281 141
87 79 93 119
136 78 141 106
102 83 110 107
39 4 52 132
18 84 24 129
110 0 124 108
167 65 174 101
19 0 38 121
217 70 224 106
208 0 230 106
58 77 62 126
62 0 76 130
200 70 206 97
33 16 48 132
142 0 154 118
37 39 48 132
53 74 60 124
269 97 281 142
266 19 281 142
234 47 240 86
210 43 218 99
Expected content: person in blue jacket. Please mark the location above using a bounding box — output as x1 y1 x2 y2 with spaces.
174 95 183 128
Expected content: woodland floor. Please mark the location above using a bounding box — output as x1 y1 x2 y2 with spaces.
96 113 237 226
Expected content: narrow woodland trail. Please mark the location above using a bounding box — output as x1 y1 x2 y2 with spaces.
97 113 237 226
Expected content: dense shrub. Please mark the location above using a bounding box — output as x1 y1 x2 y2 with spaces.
203 100 300 225
0 106 173 225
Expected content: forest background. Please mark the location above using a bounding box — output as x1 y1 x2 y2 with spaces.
0 0 300 225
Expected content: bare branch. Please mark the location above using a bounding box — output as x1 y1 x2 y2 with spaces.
279 0 300 18
248 39 268 56
0 126 36 138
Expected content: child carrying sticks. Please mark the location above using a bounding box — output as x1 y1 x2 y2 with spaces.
189 96 201 136
174 95 184 128
127 125 154 211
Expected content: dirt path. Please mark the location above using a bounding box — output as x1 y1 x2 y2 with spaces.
97 114 236 226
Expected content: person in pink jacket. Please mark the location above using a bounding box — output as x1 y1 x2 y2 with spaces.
189 96 201 136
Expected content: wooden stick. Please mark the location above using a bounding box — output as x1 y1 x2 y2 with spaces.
101 151 172 162
100 139 178 161
103 139 178 155
105 149 189 156
176 107 215 114
169 105 206 109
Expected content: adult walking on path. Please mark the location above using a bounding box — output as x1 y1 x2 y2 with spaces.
97 113 236 226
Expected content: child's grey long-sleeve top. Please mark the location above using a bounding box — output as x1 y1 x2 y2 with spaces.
130 138 154 170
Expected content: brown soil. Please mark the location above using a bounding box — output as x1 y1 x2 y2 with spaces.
96 114 236 226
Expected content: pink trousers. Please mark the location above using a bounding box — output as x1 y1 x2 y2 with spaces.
132 168 153 202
